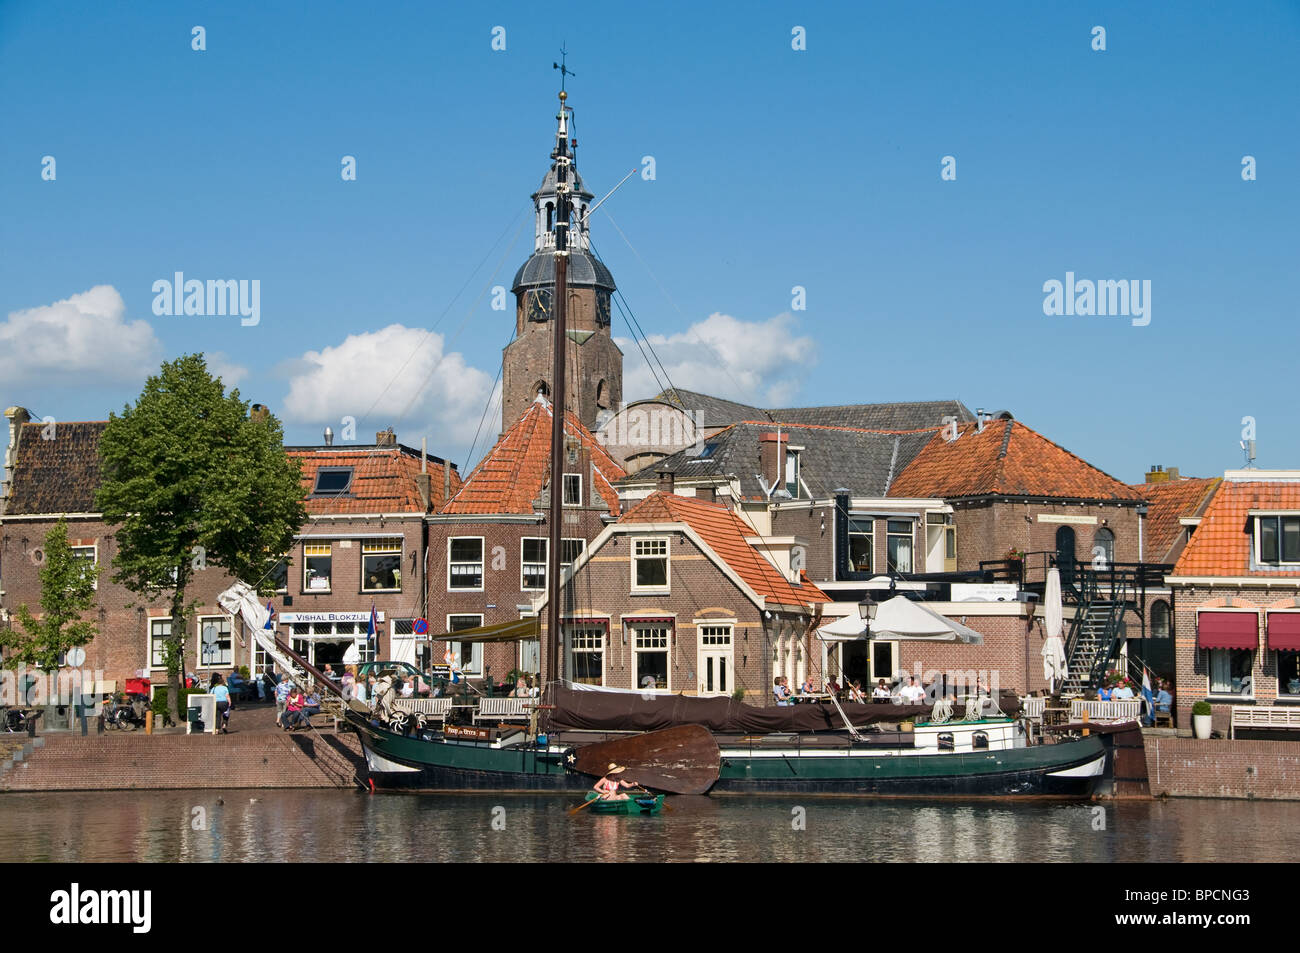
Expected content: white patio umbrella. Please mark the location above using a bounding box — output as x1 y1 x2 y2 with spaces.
1042 567 1067 691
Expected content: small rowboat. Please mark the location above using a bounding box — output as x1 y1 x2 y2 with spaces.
583 792 664 815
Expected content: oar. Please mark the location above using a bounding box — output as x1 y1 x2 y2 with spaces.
568 794 601 815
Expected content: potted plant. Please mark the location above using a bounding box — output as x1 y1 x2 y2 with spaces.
1191 700 1213 739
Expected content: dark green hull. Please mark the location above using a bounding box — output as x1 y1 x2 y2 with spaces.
348 711 1107 799
583 792 665 814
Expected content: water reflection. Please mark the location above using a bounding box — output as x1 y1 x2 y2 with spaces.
1 791 1297 863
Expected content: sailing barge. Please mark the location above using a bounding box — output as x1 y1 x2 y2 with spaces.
344 685 1109 799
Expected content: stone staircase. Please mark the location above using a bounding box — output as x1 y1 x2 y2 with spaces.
0 728 365 792
1062 601 1118 696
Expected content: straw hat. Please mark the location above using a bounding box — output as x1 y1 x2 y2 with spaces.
605 763 626 775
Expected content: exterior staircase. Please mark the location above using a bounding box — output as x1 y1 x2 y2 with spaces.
1060 566 1136 697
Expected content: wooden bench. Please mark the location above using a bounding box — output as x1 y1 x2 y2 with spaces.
1071 699 1141 722
1230 705 1300 739
393 697 453 725
1019 697 1047 721
472 697 533 724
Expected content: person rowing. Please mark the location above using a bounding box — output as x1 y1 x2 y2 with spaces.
593 763 638 801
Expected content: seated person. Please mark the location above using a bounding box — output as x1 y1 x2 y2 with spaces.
772 677 793 706
1150 680 1173 725
872 679 891 700
1112 682 1135 700
302 691 322 720
1097 685 1112 701
509 677 529 698
848 680 866 703
801 676 816 695
899 677 926 705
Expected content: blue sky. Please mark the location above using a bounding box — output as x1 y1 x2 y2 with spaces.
1 0 1297 481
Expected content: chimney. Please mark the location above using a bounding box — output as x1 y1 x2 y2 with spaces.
759 431 785 492
699 485 716 504
975 408 985 433
376 428 396 447
415 472 432 513
323 426 334 447
656 468 675 494
249 403 270 424
1145 465 1168 484
3 406 33 513
443 461 452 504
1165 466 1180 481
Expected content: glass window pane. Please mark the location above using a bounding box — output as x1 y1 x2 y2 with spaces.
1261 517 1279 563
1283 518 1300 563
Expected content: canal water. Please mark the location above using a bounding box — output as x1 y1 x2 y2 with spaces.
3 790 1299 862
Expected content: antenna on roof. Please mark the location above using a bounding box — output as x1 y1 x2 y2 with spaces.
1240 438 1257 469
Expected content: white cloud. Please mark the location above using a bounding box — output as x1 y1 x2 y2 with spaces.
281 324 496 446
206 351 249 389
616 312 816 407
0 285 160 384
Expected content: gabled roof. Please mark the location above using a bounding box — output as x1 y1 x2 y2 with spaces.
654 388 976 431
4 421 107 514
288 446 458 515
623 421 938 500
1133 476 1221 564
1173 478 1300 578
441 398 626 515
888 420 1144 503
619 491 829 607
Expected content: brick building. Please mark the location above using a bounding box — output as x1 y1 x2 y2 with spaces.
426 396 624 683
0 405 459 689
534 491 829 700
1164 470 1300 735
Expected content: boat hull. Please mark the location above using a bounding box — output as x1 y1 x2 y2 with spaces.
584 792 664 815
348 712 1107 799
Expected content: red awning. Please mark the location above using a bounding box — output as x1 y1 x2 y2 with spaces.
1196 611 1259 650
1267 613 1300 652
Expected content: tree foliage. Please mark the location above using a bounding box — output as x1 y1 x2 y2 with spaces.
0 519 99 671
94 354 306 713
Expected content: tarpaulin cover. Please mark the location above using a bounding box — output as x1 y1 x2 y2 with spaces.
1196 611 1259 650
544 683 928 733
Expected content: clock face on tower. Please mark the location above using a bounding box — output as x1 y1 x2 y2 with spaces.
596 292 611 327
527 289 553 322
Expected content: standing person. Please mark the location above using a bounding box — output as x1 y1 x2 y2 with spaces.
274 674 292 727
211 674 232 735
353 674 368 706
341 666 356 701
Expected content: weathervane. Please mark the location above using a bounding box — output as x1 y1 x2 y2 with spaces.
553 44 575 92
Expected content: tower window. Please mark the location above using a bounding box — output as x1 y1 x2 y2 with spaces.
546 201 554 231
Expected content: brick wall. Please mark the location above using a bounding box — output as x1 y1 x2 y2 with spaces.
892 612 1049 697
1145 737 1300 800
951 499 1141 572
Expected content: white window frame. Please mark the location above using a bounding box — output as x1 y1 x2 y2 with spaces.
632 536 670 593
871 640 899 684
566 620 607 686
303 542 333 593
1206 647 1255 700
784 449 801 498
697 622 734 696
445 614 484 675
886 519 914 574
1255 514 1300 567
628 619 672 692
560 537 586 570
521 537 547 591
148 618 172 672
70 543 98 590
447 536 485 592
361 538 403 593
563 473 583 507
197 615 234 668
847 518 873 574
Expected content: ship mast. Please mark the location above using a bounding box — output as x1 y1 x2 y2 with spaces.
545 86 573 685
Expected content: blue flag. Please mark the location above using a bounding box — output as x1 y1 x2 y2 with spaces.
264 601 275 630
368 604 378 642
1141 667 1154 722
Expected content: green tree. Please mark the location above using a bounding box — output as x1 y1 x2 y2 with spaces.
94 354 306 717
0 518 99 671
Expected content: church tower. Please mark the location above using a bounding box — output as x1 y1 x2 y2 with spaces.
502 89 623 432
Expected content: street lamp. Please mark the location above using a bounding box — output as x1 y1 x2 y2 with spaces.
857 598 877 623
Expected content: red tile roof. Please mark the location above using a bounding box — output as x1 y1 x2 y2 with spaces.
1131 477 1221 563
888 420 1143 502
1173 479 1300 578
289 446 459 515
440 398 625 515
619 492 829 608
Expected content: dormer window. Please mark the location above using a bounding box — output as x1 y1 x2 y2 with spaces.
313 467 353 496
784 449 802 498
1257 515 1300 565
